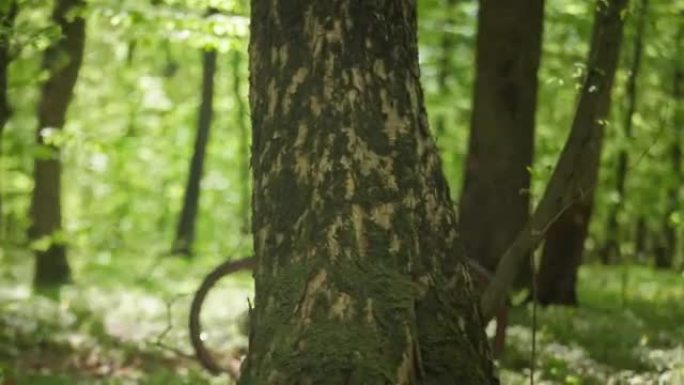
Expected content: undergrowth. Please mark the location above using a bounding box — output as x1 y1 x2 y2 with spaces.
1 247 682 384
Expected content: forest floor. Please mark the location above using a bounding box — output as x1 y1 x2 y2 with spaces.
0 249 683 385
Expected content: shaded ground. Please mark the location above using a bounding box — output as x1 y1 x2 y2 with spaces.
498 265 684 384
0 249 251 385
1 249 683 384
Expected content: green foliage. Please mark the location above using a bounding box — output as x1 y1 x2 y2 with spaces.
499 264 684 384
1 0 684 382
0 249 251 384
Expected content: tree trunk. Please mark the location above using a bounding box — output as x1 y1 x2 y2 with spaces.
241 1 496 384
634 216 648 261
658 21 684 269
459 0 544 287
600 0 647 264
231 50 251 234
537 203 590 304
433 0 456 143
0 0 16 140
0 1 18 237
172 47 217 256
537 0 628 305
30 0 85 289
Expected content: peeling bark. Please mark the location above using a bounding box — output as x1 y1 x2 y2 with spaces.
242 1 496 384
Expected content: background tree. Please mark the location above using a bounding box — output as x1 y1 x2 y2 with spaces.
433 0 456 143
0 0 17 238
241 1 496 383
459 0 544 285
657 17 684 268
0 0 17 145
600 0 647 264
29 0 85 289
232 49 251 233
172 42 218 256
536 0 628 305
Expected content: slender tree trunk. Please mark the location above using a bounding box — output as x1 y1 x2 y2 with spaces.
0 1 17 237
0 1 16 141
172 47 217 256
231 50 250 234
600 0 647 264
433 0 456 143
537 0 628 305
459 0 544 287
241 1 496 384
634 216 648 261
30 0 85 289
658 21 684 268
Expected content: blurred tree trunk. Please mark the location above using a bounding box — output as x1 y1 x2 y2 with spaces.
633 216 648 261
658 21 684 269
240 1 497 384
231 50 250 234
172 47 217 256
459 0 544 287
433 0 456 143
600 0 647 264
0 1 18 237
537 0 628 305
0 0 16 142
30 0 85 289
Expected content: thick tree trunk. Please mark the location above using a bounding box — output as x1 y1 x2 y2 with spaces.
30 0 85 289
0 1 18 235
241 1 496 384
658 22 683 269
600 0 647 264
459 0 544 286
537 0 628 305
172 47 217 256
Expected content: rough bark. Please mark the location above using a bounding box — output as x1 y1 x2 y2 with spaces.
241 1 496 384
459 0 544 287
30 0 85 289
600 0 647 264
172 47 217 256
536 0 628 305
658 20 684 268
482 0 628 318
0 1 18 234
